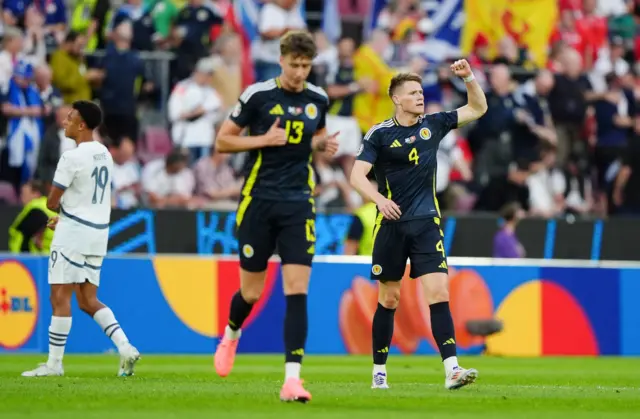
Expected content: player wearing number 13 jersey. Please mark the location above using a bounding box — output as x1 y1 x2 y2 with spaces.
22 101 140 379
350 64 488 391
213 31 339 402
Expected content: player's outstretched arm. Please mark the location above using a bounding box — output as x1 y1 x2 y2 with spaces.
216 118 287 153
350 160 401 220
451 59 488 127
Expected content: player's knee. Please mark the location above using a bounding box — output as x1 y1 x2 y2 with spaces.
379 285 401 309
240 287 262 304
427 287 449 304
50 293 71 314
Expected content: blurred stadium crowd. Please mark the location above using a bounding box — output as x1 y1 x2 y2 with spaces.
0 0 640 219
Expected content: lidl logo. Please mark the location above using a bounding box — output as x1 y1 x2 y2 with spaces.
0 261 38 349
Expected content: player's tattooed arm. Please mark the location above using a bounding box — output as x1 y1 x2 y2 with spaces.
312 127 340 155
216 118 287 153
450 59 488 127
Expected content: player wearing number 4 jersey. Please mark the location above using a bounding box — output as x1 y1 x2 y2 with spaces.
22 101 140 378
350 61 488 390
213 30 339 403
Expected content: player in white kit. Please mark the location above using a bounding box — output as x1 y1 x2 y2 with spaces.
22 101 140 378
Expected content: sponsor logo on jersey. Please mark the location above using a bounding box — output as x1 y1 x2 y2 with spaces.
0 261 38 349
404 136 416 144
419 128 431 140
305 103 318 119
269 104 284 115
288 106 303 116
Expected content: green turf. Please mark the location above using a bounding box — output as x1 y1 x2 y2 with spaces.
1 355 639 418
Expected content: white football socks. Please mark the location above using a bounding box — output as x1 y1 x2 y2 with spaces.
47 316 72 368
93 307 129 351
443 356 459 375
285 362 301 380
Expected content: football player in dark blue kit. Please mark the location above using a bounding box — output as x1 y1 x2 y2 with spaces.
350 59 488 390
213 30 339 403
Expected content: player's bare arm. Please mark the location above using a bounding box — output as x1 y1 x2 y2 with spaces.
311 127 340 156
451 59 488 127
46 184 64 212
350 160 401 220
216 117 287 153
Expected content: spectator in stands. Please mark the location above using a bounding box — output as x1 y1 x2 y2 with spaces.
592 73 634 207
493 201 526 258
34 104 74 189
613 119 640 214
313 149 360 213
107 0 153 51
551 10 586 59
32 0 67 47
98 21 151 143
69 0 111 51
0 27 26 90
548 47 591 165
471 65 527 211
527 144 566 218
141 149 195 208
513 69 558 162
310 30 337 87
325 36 362 176
353 29 394 133
109 137 142 209
193 147 241 210
375 0 422 42
146 0 179 50
252 0 306 82
172 0 223 81
8 180 56 254
210 33 243 112
575 0 608 68
50 31 98 104
591 36 629 93
1 61 43 194
168 57 222 163
22 7 47 65
562 152 594 215
34 64 63 131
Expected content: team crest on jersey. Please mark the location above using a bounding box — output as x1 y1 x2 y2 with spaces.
231 102 241 118
242 244 254 258
404 136 416 144
419 128 432 140
372 264 383 275
197 10 208 21
305 103 318 119
357 144 364 156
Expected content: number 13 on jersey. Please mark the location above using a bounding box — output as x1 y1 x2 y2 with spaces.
285 120 304 144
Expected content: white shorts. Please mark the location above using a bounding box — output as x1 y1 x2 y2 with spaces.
48 245 104 287
326 115 362 158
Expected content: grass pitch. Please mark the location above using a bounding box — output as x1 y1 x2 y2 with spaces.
1 355 639 419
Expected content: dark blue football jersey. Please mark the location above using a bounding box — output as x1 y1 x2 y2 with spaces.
229 78 329 201
357 111 459 223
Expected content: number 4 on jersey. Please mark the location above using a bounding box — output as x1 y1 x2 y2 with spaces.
409 148 419 165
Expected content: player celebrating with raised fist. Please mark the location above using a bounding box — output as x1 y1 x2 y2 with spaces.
350 59 488 390
213 30 339 402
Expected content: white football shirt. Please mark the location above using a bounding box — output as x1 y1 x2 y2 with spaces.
51 141 113 256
